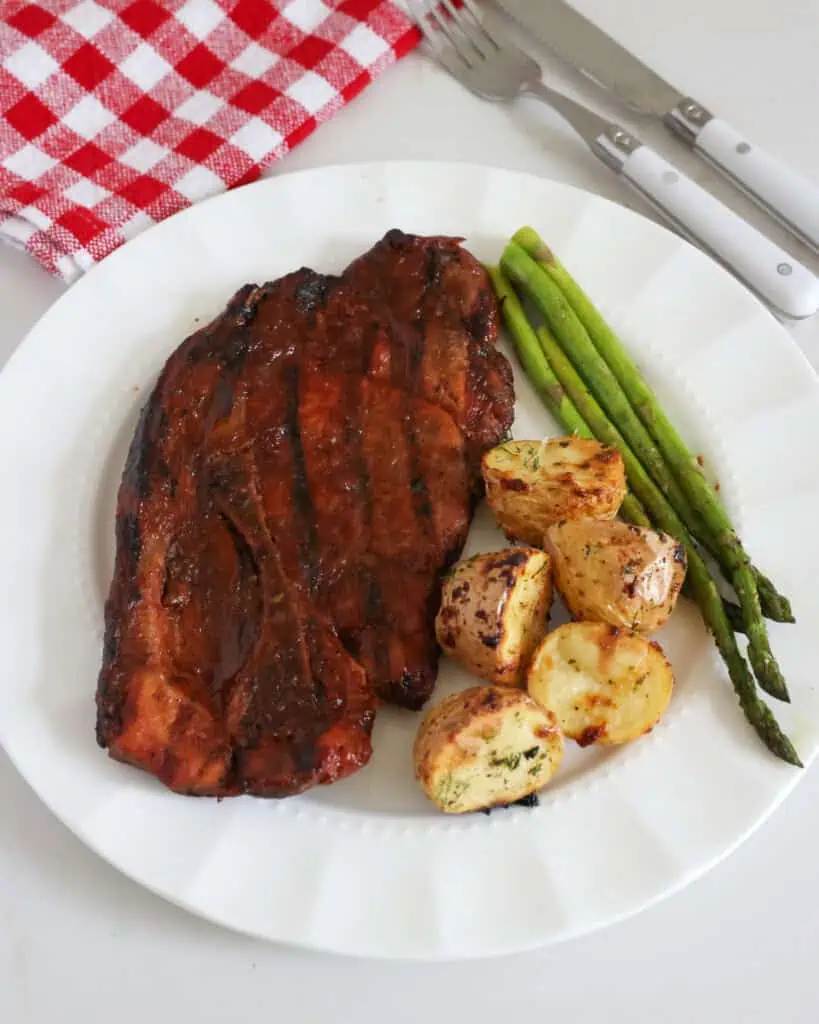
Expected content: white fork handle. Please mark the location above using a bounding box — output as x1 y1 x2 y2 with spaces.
610 144 819 319
666 111 819 255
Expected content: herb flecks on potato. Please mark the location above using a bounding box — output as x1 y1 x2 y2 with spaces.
527 622 673 746
414 685 564 813
546 519 686 634
482 437 626 545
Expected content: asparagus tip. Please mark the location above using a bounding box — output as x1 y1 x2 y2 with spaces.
512 226 554 265
748 647 791 703
779 743 803 769
759 681 791 704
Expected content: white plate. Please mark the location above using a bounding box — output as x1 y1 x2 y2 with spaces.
2 162 819 960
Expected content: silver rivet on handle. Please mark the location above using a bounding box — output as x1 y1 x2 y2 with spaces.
679 99 710 125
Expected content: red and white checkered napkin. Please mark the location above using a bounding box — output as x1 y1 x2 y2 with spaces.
0 0 419 281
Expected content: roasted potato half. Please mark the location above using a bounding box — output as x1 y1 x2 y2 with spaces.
527 622 673 747
414 685 564 813
435 548 552 686
546 519 686 634
482 437 626 544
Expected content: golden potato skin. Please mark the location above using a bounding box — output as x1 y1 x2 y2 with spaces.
527 622 674 747
546 519 687 634
435 548 552 687
413 685 564 813
482 437 626 545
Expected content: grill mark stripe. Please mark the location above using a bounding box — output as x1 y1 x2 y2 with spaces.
411 245 444 385
365 566 390 683
402 247 434 536
344 373 391 681
404 396 435 545
284 360 319 594
382 250 432 545
286 348 330 731
346 375 372 534
407 310 426 386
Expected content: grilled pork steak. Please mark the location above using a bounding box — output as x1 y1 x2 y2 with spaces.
96 231 515 797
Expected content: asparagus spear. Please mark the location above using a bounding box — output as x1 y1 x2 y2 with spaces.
488 265 746 631
501 242 701 520
721 598 746 634
683 560 801 766
513 225 794 626
487 264 650 530
501 241 789 703
486 266 593 440
511 229 793 691
488 267 798 763
756 572 794 624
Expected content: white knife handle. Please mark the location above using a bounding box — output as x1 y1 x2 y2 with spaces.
611 144 819 319
694 118 819 253
666 103 819 254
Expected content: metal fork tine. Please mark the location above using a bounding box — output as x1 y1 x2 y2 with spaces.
458 0 502 52
409 0 473 72
408 0 440 53
409 0 451 61
407 0 431 34
438 43 475 80
460 0 498 46
412 0 542 101
440 0 492 59
426 2 475 68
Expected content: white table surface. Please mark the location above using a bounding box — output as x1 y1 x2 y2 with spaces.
3 1 819 1020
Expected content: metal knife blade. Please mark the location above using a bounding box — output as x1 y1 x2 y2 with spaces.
493 0 683 117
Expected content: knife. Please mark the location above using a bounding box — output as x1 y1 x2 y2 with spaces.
494 0 819 254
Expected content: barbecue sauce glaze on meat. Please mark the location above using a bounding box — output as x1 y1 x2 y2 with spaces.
96 231 515 797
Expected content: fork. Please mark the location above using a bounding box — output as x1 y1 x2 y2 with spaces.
409 0 819 320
